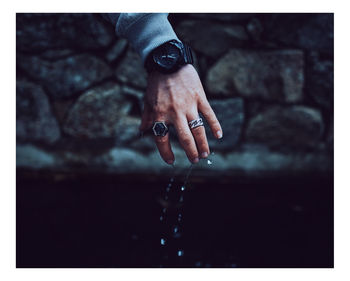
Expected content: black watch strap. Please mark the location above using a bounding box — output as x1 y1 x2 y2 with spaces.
183 42 194 65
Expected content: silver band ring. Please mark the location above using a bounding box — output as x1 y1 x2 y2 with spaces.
188 118 204 130
152 121 169 137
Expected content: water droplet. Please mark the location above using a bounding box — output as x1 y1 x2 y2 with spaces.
181 186 185 191
177 250 184 257
195 261 202 267
179 195 184 203
164 195 169 200
162 208 167 214
160 215 164 221
160 238 166 246
207 159 213 165
170 177 174 183
173 226 178 233
177 214 182 222
166 186 171 192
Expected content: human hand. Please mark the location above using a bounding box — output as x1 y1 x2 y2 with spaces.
139 64 223 164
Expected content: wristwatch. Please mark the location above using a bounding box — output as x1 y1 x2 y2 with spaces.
144 40 194 74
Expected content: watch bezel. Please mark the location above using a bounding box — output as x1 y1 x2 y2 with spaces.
151 40 185 74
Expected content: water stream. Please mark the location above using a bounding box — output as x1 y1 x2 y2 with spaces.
158 154 214 267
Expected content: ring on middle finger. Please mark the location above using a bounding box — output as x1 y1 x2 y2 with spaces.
188 118 204 130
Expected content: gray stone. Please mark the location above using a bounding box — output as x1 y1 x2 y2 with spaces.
16 144 58 169
115 49 148 89
105 39 128 62
245 105 324 149
16 80 61 144
16 143 332 177
63 83 138 142
16 13 114 52
306 52 333 109
186 13 255 22
206 49 304 103
262 14 333 54
175 20 248 57
246 18 264 41
206 98 244 150
17 54 112 99
120 85 144 111
40 49 75 60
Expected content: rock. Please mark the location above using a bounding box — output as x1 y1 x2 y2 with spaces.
175 20 248 57
245 105 324 149
63 83 138 142
105 39 128 62
17 54 112 99
206 49 304 103
16 80 61 144
186 13 255 22
306 52 333 109
16 143 332 177
246 18 264 41
16 144 58 169
206 98 244 150
120 85 144 112
115 49 148 89
216 144 332 176
40 49 75 60
16 13 114 52
261 14 333 53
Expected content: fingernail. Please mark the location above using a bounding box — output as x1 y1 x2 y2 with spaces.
193 157 199 164
216 130 223 139
201 152 208 158
166 160 174 165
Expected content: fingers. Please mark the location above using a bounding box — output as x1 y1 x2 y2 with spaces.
187 111 210 159
198 99 223 139
154 132 175 165
174 115 199 164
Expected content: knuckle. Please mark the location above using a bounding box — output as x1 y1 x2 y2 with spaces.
155 137 167 144
152 105 167 117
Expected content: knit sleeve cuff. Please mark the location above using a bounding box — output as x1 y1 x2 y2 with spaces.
116 13 180 64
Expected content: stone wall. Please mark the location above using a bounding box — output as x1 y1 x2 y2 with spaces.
16 13 333 178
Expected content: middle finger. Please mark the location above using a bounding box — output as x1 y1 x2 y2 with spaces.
174 114 199 164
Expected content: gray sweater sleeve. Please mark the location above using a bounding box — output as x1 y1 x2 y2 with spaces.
102 13 180 64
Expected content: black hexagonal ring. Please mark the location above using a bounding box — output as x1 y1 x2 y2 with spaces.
152 121 169 137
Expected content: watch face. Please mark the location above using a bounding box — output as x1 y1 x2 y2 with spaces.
153 43 181 70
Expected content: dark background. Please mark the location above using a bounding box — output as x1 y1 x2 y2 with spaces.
16 13 333 267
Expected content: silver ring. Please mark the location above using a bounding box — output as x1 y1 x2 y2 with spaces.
188 118 204 129
152 121 169 137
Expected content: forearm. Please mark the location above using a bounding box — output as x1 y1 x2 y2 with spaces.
102 13 179 64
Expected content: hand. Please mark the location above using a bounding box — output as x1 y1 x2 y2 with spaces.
139 64 223 164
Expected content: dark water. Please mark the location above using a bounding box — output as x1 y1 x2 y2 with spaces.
16 169 333 268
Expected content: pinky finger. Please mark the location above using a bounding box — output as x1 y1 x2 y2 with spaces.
198 100 223 139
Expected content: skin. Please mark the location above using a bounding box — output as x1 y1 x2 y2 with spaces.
139 64 223 164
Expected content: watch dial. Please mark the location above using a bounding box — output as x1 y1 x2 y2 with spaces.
153 43 180 70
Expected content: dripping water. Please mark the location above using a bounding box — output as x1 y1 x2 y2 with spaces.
157 153 214 267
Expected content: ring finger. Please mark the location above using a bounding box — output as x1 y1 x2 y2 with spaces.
187 111 210 159
174 114 199 164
